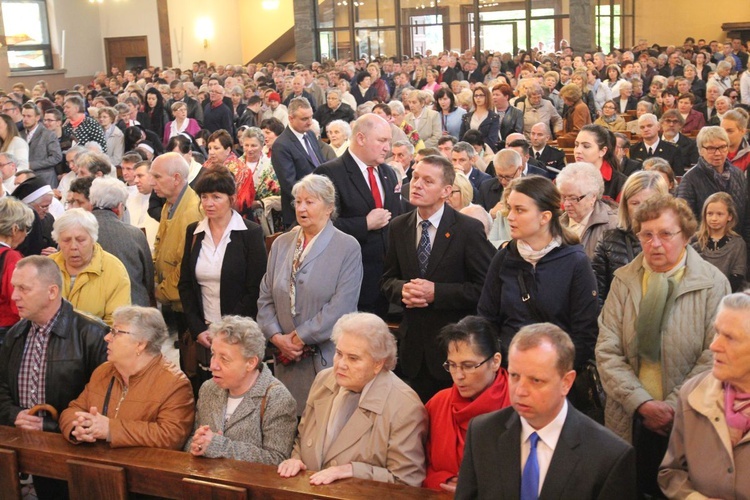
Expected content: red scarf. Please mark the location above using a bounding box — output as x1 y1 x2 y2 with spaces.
423 369 511 489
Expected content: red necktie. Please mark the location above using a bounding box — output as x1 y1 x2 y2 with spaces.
367 167 383 209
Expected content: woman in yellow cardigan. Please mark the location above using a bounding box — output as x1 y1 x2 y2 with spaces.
49 208 130 325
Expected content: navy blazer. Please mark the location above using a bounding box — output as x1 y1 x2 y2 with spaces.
629 140 680 170
381 205 495 380
316 150 402 309
456 405 636 500
468 167 492 191
271 126 324 226
178 217 267 338
459 110 501 152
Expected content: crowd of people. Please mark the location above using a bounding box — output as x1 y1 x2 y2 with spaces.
0 32 750 500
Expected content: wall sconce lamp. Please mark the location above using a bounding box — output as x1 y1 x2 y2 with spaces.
195 17 214 49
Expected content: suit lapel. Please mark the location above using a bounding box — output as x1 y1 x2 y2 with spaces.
499 412 523 498
378 164 397 209
299 221 335 269
343 151 375 208
403 211 421 276
539 408 581 499
425 205 457 277
287 128 316 167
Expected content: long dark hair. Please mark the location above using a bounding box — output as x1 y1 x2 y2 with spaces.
434 88 457 113
580 124 617 167
508 175 579 246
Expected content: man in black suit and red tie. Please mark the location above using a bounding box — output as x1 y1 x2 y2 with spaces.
381 154 495 402
529 122 566 178
271 97 324 229
629 113 679 169
316 114 401 316
456 323 636 500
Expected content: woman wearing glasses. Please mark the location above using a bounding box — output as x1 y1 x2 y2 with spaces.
59 306 195 449
556 162 618 259
678 126 750 235
597 194 730 498
593 100 627 132
423 316 509 492
458 85 500 152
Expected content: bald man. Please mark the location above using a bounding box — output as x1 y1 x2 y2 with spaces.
316 114 401 316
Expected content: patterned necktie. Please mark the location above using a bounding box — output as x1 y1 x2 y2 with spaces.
367 167 383 209
303 134 320 167
418 220 431 276
521 432 540 500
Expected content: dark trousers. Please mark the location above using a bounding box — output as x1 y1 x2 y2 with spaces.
34 475 69 500
406 363 452 404
633 414 669 499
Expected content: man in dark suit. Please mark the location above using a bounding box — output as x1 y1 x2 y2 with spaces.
456 323 636 500
438 55 459 86
629 113 680 168
452 141 491 191
282 76 317 113
20 102 62 188
505 135 552 178
382 154 495 402
167 80 204 125
529 123 565 178
659 109 699 176
271 97 324 228
477 149 522 214
614 133 643 177
463 58 484 84
316 114 401 316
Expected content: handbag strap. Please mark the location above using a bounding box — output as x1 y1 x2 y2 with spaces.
516 268 552 324
259 381 277 425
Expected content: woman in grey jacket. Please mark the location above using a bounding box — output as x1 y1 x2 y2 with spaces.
186 316 297 465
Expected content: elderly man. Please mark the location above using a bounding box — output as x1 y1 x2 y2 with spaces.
314 89 355 140
271 97 324 228
316 114 401 317
391 140 416 182
659 109 698 176
150 153 201 352
659 292 750 497
203 82 233 134
20 102 62 188
478 149 523 216
89 177 153 307
283 76 317 113
0 152 17 196
0 256 107 499
61 95 106 150
456 323 636 500
452 141 490 192
528 122 565 177
629 113 680 166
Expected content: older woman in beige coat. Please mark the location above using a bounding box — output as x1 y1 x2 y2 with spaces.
596 194 730 498
557 162 618 259
277 312 427 487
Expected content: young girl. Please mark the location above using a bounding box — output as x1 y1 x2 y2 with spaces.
692 192 747 292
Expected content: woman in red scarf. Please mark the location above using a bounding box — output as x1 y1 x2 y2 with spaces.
424 316 510 491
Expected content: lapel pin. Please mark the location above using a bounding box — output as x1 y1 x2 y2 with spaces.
445 232 451 238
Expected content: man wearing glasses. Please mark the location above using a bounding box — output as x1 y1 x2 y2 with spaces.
1 100 23 132
659 109 698 176
0 256 107 499
678 126 750 246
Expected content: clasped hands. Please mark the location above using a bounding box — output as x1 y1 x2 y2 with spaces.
402 278 435 308
277 459 353 485
638 400 674 436
271 330 305 362
189 424 221 456
70 406 110 442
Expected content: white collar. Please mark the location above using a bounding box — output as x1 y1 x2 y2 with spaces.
520 400 568 451
193 210 247 235
417 203 445 229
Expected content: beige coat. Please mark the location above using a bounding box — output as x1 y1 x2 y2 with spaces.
293 368 427 486
405 108 442 148
596 245 730 443
658 371 750 499
561 199 618 259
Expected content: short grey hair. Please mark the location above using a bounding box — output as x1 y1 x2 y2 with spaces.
241 126 265 146
0 196 34 237
76 151 112 176
52 208 99 243
327 119 352 139
331 312 397 370
718 292 750 323
64 95 86 113
209 315 266 362
326 88 342 99
637 113 658 126
89 177 128 209
292 174 337 220
452 141 476 159
637 101 653 113
556 162 604 198
0 152 17 166
493 149 523 170
717 60 733 72
388 100 405 115
392 140 414 154
112 306 168 356
696 125 730 149
288 96 312 116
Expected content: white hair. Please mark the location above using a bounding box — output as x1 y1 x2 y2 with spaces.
52 208 99 243
89 177 129 209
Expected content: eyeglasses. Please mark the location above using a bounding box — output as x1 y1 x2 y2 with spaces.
473 94 485 98
602 105 616 110
497 168 521 182
636 230 682 245
701 145 728 154
443 355 494 374
108 326 132 338
562 193 591 204
451 189 461 194
0 162 13 167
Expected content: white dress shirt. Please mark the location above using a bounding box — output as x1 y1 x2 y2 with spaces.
193 211 247 324
520 400 569 496
415 203 445 249
349 149 384 206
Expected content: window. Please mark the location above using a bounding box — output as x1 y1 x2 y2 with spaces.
2 0 53 70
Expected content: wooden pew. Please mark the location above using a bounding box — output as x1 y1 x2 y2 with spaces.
0 426 451 500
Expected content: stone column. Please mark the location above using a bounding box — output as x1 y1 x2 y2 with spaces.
569 0 596 53
294 0 317 64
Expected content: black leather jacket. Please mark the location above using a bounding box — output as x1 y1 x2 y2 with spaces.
591 228 642 308
0 300 108 432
